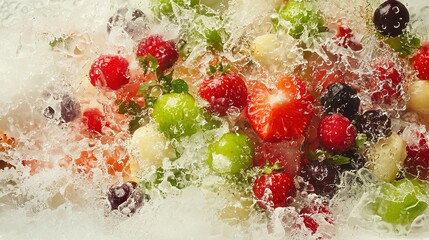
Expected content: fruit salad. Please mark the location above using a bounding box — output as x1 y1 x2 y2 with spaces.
1 0 429 239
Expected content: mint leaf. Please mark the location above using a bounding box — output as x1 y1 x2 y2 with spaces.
355 133 367 149
171 79 189 93
138 54 159 74
327 155 351 166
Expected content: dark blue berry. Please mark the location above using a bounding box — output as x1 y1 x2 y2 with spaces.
321 83 360 120
356 110 392 141
300 161 340 198
373 0 409 37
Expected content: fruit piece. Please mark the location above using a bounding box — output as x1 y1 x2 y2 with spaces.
129 123 176 177
151 0 199 19
372 178 428 225
300 161 340 197
339 149 365 172
406 80 429 115
320 83 360 120
82 108 106 134
199 73 247 116
412 43 429 80
334 23 362 51
298 205 334 235
253 140 302 177
206 132 254 174
152 93 202 138
136 35 178 72
382 33 421 58
370 63 404 104
107 8 147 40
318 113 357 153
274 0 325 39
373 0 409 37
251 33 302 71
246 75 314 142
253 171 296 209
404 134 429 180
89 55 130 90
107 181 144 216
366 133 407 182
356 110 392 141
60 95 81 123
73 151 98 175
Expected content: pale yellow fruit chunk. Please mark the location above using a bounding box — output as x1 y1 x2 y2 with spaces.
367 133 407 182
252 33 302 72
407 80 429 115
129 123 176 178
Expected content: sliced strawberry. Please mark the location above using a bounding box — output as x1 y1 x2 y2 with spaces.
247 75 314 142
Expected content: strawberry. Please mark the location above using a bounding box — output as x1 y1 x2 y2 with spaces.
298 205 334 235
246 75 314 142
82 108 107 134
318 113 356 153
404 133 429 180
253 140 303 177
412 43 429 80
253 171 296 209
199 73 247 116
370 62 404 104
89 55 130 90
334 24 362 51
136 35 178 72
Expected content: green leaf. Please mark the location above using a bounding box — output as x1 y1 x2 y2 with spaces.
327 155 351 166
128 116 143 134
117 101 142 116
355 133 367 149
208 65 217 75
138 54 159 74
137 80 159 96
171 79 189 93
382 33 421 58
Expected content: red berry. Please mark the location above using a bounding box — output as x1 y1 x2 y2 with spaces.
253 140 303 177
404 133 429 180
318 113 356 153
89 55 130 90
136 35 178 72
253 171 296 209
247 75 314 142
412 43 429 80
370 63 404 104
299 205 334 235
334 24 362 51
82 108 106 134
199 73 247 116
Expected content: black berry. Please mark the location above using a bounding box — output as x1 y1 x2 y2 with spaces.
60 95 80 123
373 0 409 37
300 161 340 198
338 149 365 172
321 83 360 120
356 110 392 141
107 181 144 215
107 8 147 40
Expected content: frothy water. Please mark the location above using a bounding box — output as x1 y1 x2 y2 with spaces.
1 0 429 239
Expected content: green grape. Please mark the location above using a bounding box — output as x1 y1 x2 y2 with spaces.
206 132 254 175
152 0 200 19
152 93 202 138
274 0 325 39
372 178 428 225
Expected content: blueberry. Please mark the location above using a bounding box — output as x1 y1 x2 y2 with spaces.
107 181 144 215
60 95 80 123
356 110 392 141
300 161 340 198
373 0 409 37
321 83 360 120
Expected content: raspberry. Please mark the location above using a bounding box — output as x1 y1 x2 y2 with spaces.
199 73 247 116
82 108 106 134
89 55 130 90
412 43 429 80
136 35 178 72
318 113 356 153
404 134 429 180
